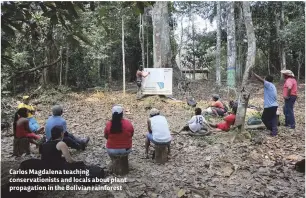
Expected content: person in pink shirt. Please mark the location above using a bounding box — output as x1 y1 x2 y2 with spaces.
281 70 297 129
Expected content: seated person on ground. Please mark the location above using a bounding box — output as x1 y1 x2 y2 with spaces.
145 108 172 159
208 104 237 132
17 96 44 134
179 108 208 133
104 105 134 156
14 108 43 146
210 94 226 116
45 105 90 150
40 125 75 170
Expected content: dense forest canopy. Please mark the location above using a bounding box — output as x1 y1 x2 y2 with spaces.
1 1 305 93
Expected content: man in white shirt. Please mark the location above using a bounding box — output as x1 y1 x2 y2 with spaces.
179 108 208 133
145 108 172 159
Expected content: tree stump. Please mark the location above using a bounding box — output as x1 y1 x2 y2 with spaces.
154 144 168 164
13 138 30 156
110 154 129 175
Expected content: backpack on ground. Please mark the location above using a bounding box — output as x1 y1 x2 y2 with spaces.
187 98 197 107
221 101 229 113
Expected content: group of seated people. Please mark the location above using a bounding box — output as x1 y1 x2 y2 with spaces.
180 94 238 134
14 96 172 162
14 93 236 171
14 96 90 152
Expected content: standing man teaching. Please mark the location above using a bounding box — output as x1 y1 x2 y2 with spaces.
253 72 278 136
136 66 150 98
281 70 298 130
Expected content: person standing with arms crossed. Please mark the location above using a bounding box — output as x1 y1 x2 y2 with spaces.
281 70 298 130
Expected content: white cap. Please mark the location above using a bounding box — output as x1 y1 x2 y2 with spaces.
112 105 123 114
150 108 160 116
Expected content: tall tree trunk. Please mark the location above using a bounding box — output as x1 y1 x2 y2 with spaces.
122 16 126 95
226 2 236 87
241 1 256 87
139 14 145 67
216 1 221 86
233 1 256 139
192 12 196 80
152 2 171 68
280 2 286 79
65 44 69 86
297 51 302 83
59 47 62 86
236 3 243 83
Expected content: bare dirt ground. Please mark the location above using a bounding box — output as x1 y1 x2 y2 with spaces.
1 80 305 198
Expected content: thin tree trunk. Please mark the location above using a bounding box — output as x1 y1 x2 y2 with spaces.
236 3 243 82
139 14 145 67
192 12 196 80
268 51 271 75
241 1 256 87
280 2 286 71
226 2 236 87
146 8 149 68
65 44 69 86
216 1 221 86
297 52 302 83
122 16 126 95
59 47 62 86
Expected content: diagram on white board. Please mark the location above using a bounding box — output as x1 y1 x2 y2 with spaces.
142 68 172 95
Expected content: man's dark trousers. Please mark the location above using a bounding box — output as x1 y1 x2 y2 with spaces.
63 132 85 150
262 106 278 136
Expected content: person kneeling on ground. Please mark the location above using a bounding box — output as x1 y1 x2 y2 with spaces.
179 108 210 133
208 105 237 132
14 108 44 146
104 105 134 156
18 96 44 134
45 105 89 150
145 108 172 159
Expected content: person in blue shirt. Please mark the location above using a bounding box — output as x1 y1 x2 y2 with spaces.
253 72 278 136
45 105 90 150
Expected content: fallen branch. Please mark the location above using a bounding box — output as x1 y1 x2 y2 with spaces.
16 56 61 74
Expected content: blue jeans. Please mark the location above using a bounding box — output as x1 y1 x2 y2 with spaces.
28 117 40 133
146 133 171 145
283 96 297 129
106 148 132 155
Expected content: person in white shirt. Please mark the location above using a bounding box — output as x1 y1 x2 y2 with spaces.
145 108 172 159
179 108 209 133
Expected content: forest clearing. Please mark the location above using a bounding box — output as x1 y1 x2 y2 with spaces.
1 81 305 198
1 1 305 198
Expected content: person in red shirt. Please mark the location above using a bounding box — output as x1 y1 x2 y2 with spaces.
208 104 237 132
104 105 134 155
281 70 298 129
210 94 226 116
14 108 43 146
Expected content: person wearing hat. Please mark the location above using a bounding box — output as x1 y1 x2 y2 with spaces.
136 66 150 97
17 96 44 134
104 105 134 155
145 108 172 159
252 72 278 136
45 105 90 150
281 69 298 129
